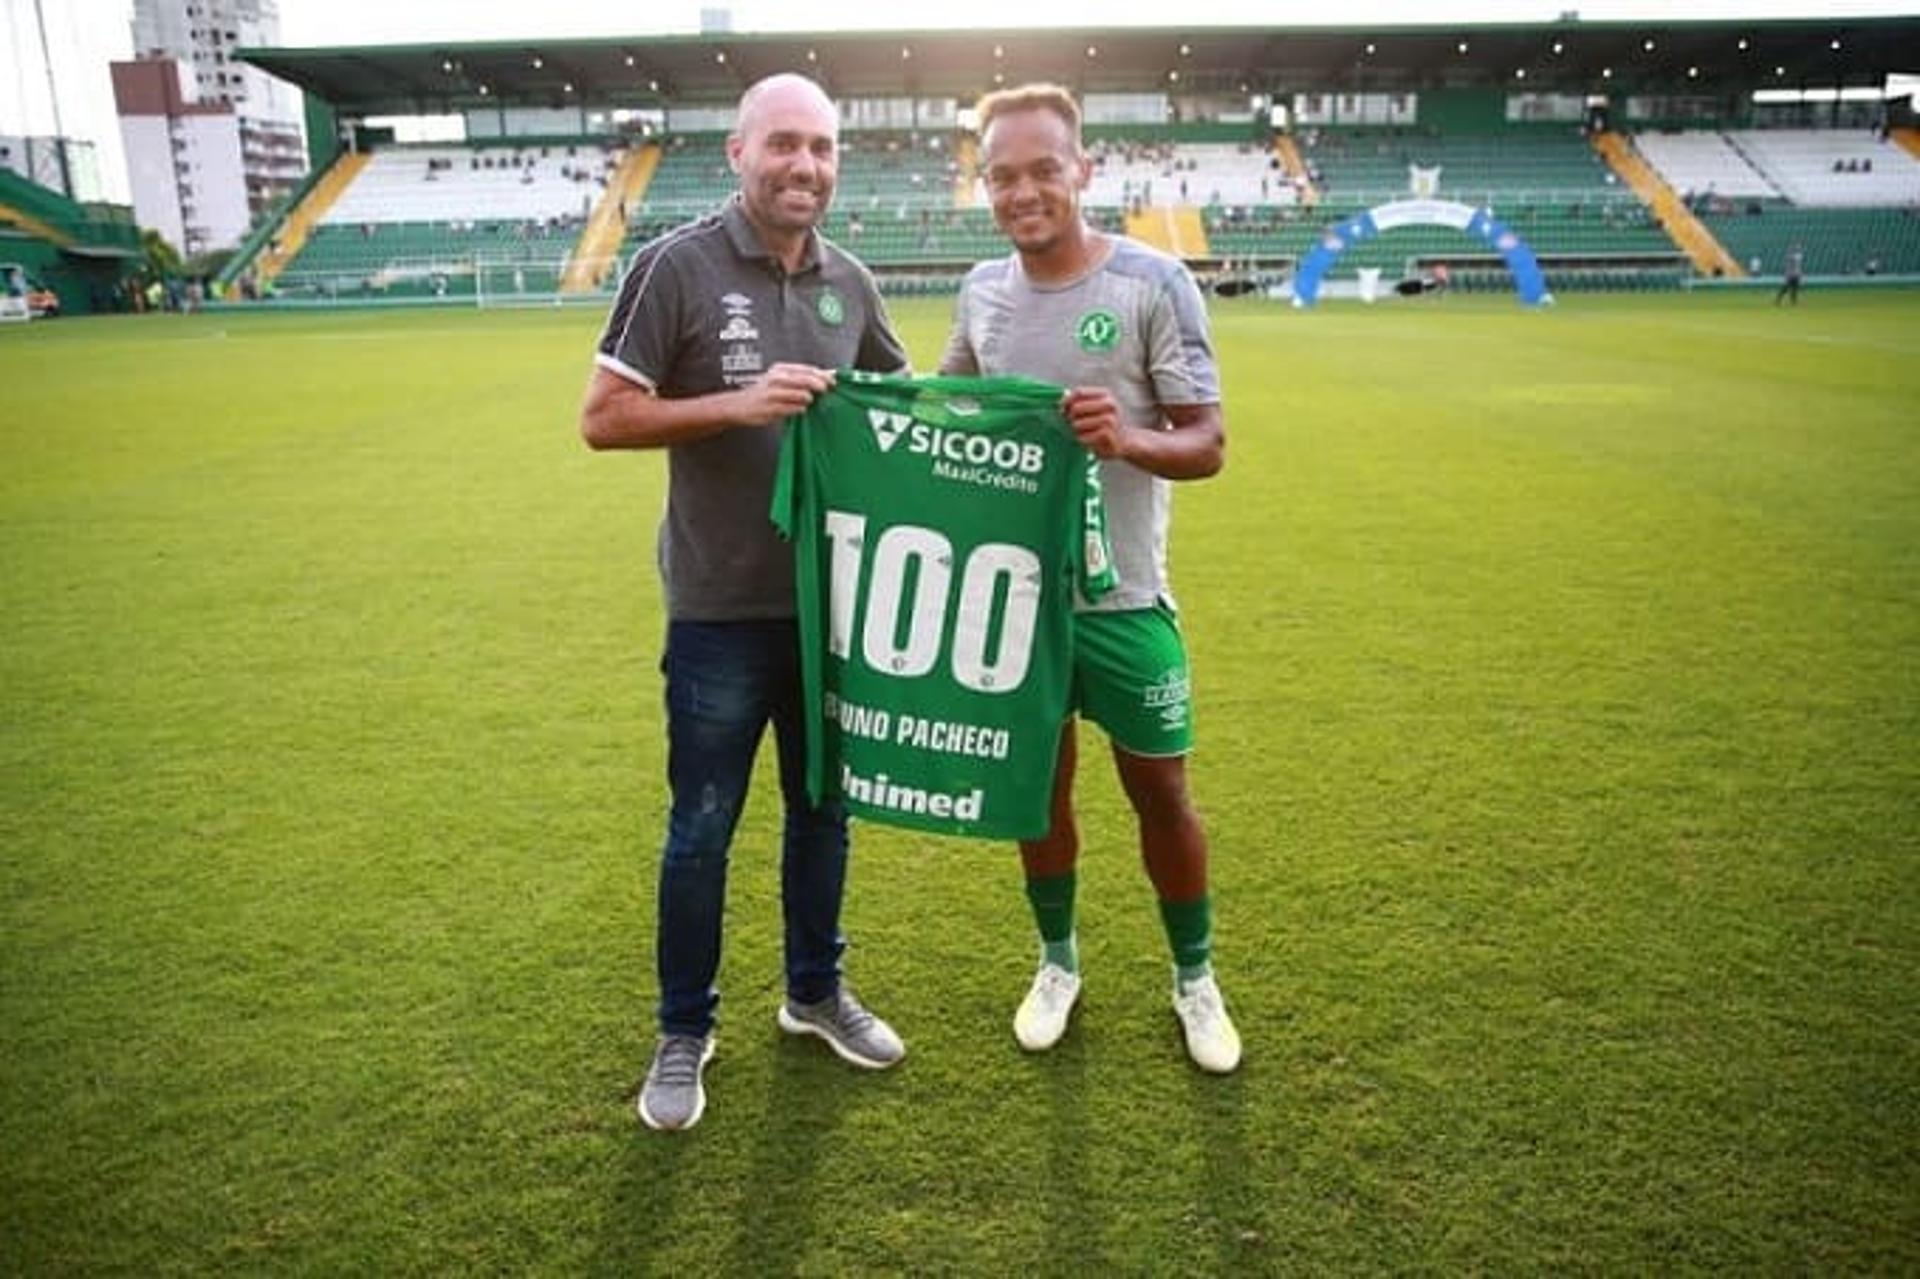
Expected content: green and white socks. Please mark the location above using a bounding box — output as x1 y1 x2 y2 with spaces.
1024 872 1214 991
1158 894 1214 994
1025 871 1080 973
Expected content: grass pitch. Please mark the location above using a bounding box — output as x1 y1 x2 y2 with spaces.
2 291 1917 1273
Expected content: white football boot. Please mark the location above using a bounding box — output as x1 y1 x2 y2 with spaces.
1013 961 1082 1052
1172 971 1242 1074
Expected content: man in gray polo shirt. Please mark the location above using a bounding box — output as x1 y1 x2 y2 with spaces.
581 73 911 1132
939 83 1241 1073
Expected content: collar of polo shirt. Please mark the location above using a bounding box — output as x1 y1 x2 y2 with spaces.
721 195 824 276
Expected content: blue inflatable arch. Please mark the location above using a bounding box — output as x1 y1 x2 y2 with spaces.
1291 199 1551 307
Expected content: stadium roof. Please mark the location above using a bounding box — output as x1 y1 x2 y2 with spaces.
240 18 1920 117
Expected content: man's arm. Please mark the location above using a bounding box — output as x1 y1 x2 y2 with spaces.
1061 391 1224 480
579 363 835 451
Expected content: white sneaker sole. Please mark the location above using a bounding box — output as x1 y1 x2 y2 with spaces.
637 1037 716 1131
777 1005 903 1070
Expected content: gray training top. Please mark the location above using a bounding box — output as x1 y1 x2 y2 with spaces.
938 234 1221 613
596 196 910 621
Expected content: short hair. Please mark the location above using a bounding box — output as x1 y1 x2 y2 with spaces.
975 83 1081 146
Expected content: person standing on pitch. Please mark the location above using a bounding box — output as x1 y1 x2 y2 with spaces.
1775 243 1805 306
939 84 1241 1073
581 73 911 1132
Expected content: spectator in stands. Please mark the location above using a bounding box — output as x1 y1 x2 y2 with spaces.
578 72 910 1135
1776 243 1805 306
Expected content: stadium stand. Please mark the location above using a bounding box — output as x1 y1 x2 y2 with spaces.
267 122 1704 300
1592 131 1745 278
1698 204 1920 278
1203 125 1680 283
615 131 1001 281
1626 128 1920 278
835 132 958 213
282 221 580 299
323 144 619 224
1633 131 1781 201
560 145 658 293
256 120 1920 304
0 167 142 314
271 143 625 300
1723 129 1920 207
819 207 1006 269
1086 140 1303 210
230 93 1920 303
1298 126 1616 204
626 134 733 223
210 21 1920 305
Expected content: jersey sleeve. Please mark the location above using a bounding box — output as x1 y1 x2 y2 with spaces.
936 286 980 377
594 233 686 389
1144 263 1222 407
769 414 801 541
1077 451 1117 603
767 401 829 806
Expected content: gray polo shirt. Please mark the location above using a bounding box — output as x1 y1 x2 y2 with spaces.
938 235 1220 613
596 197 910 621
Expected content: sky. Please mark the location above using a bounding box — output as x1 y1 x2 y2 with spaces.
272 1 1920 46
4 0 1914 203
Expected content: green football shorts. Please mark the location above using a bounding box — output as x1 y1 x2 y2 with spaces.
1072 603 1194 757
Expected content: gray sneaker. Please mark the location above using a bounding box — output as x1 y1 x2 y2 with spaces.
777 987 905 1070
637 1034 715 1132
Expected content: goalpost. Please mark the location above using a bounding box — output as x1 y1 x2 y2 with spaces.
473 251 625 309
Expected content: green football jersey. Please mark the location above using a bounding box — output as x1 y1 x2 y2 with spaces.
771 370 1113 840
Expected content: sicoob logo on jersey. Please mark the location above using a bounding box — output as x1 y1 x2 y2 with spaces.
1075 308 1122 353
865 404 1045 497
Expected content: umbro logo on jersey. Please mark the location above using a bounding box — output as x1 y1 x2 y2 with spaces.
867 409 912 453
721 292 753 315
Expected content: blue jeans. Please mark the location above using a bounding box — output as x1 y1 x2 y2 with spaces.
656 619 847 1037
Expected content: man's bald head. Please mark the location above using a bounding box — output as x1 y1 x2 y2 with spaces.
735 74 838 141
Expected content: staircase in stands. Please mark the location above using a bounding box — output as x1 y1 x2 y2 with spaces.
1592 132 1743 278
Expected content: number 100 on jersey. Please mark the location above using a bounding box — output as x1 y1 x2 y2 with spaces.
772 373 1112 840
